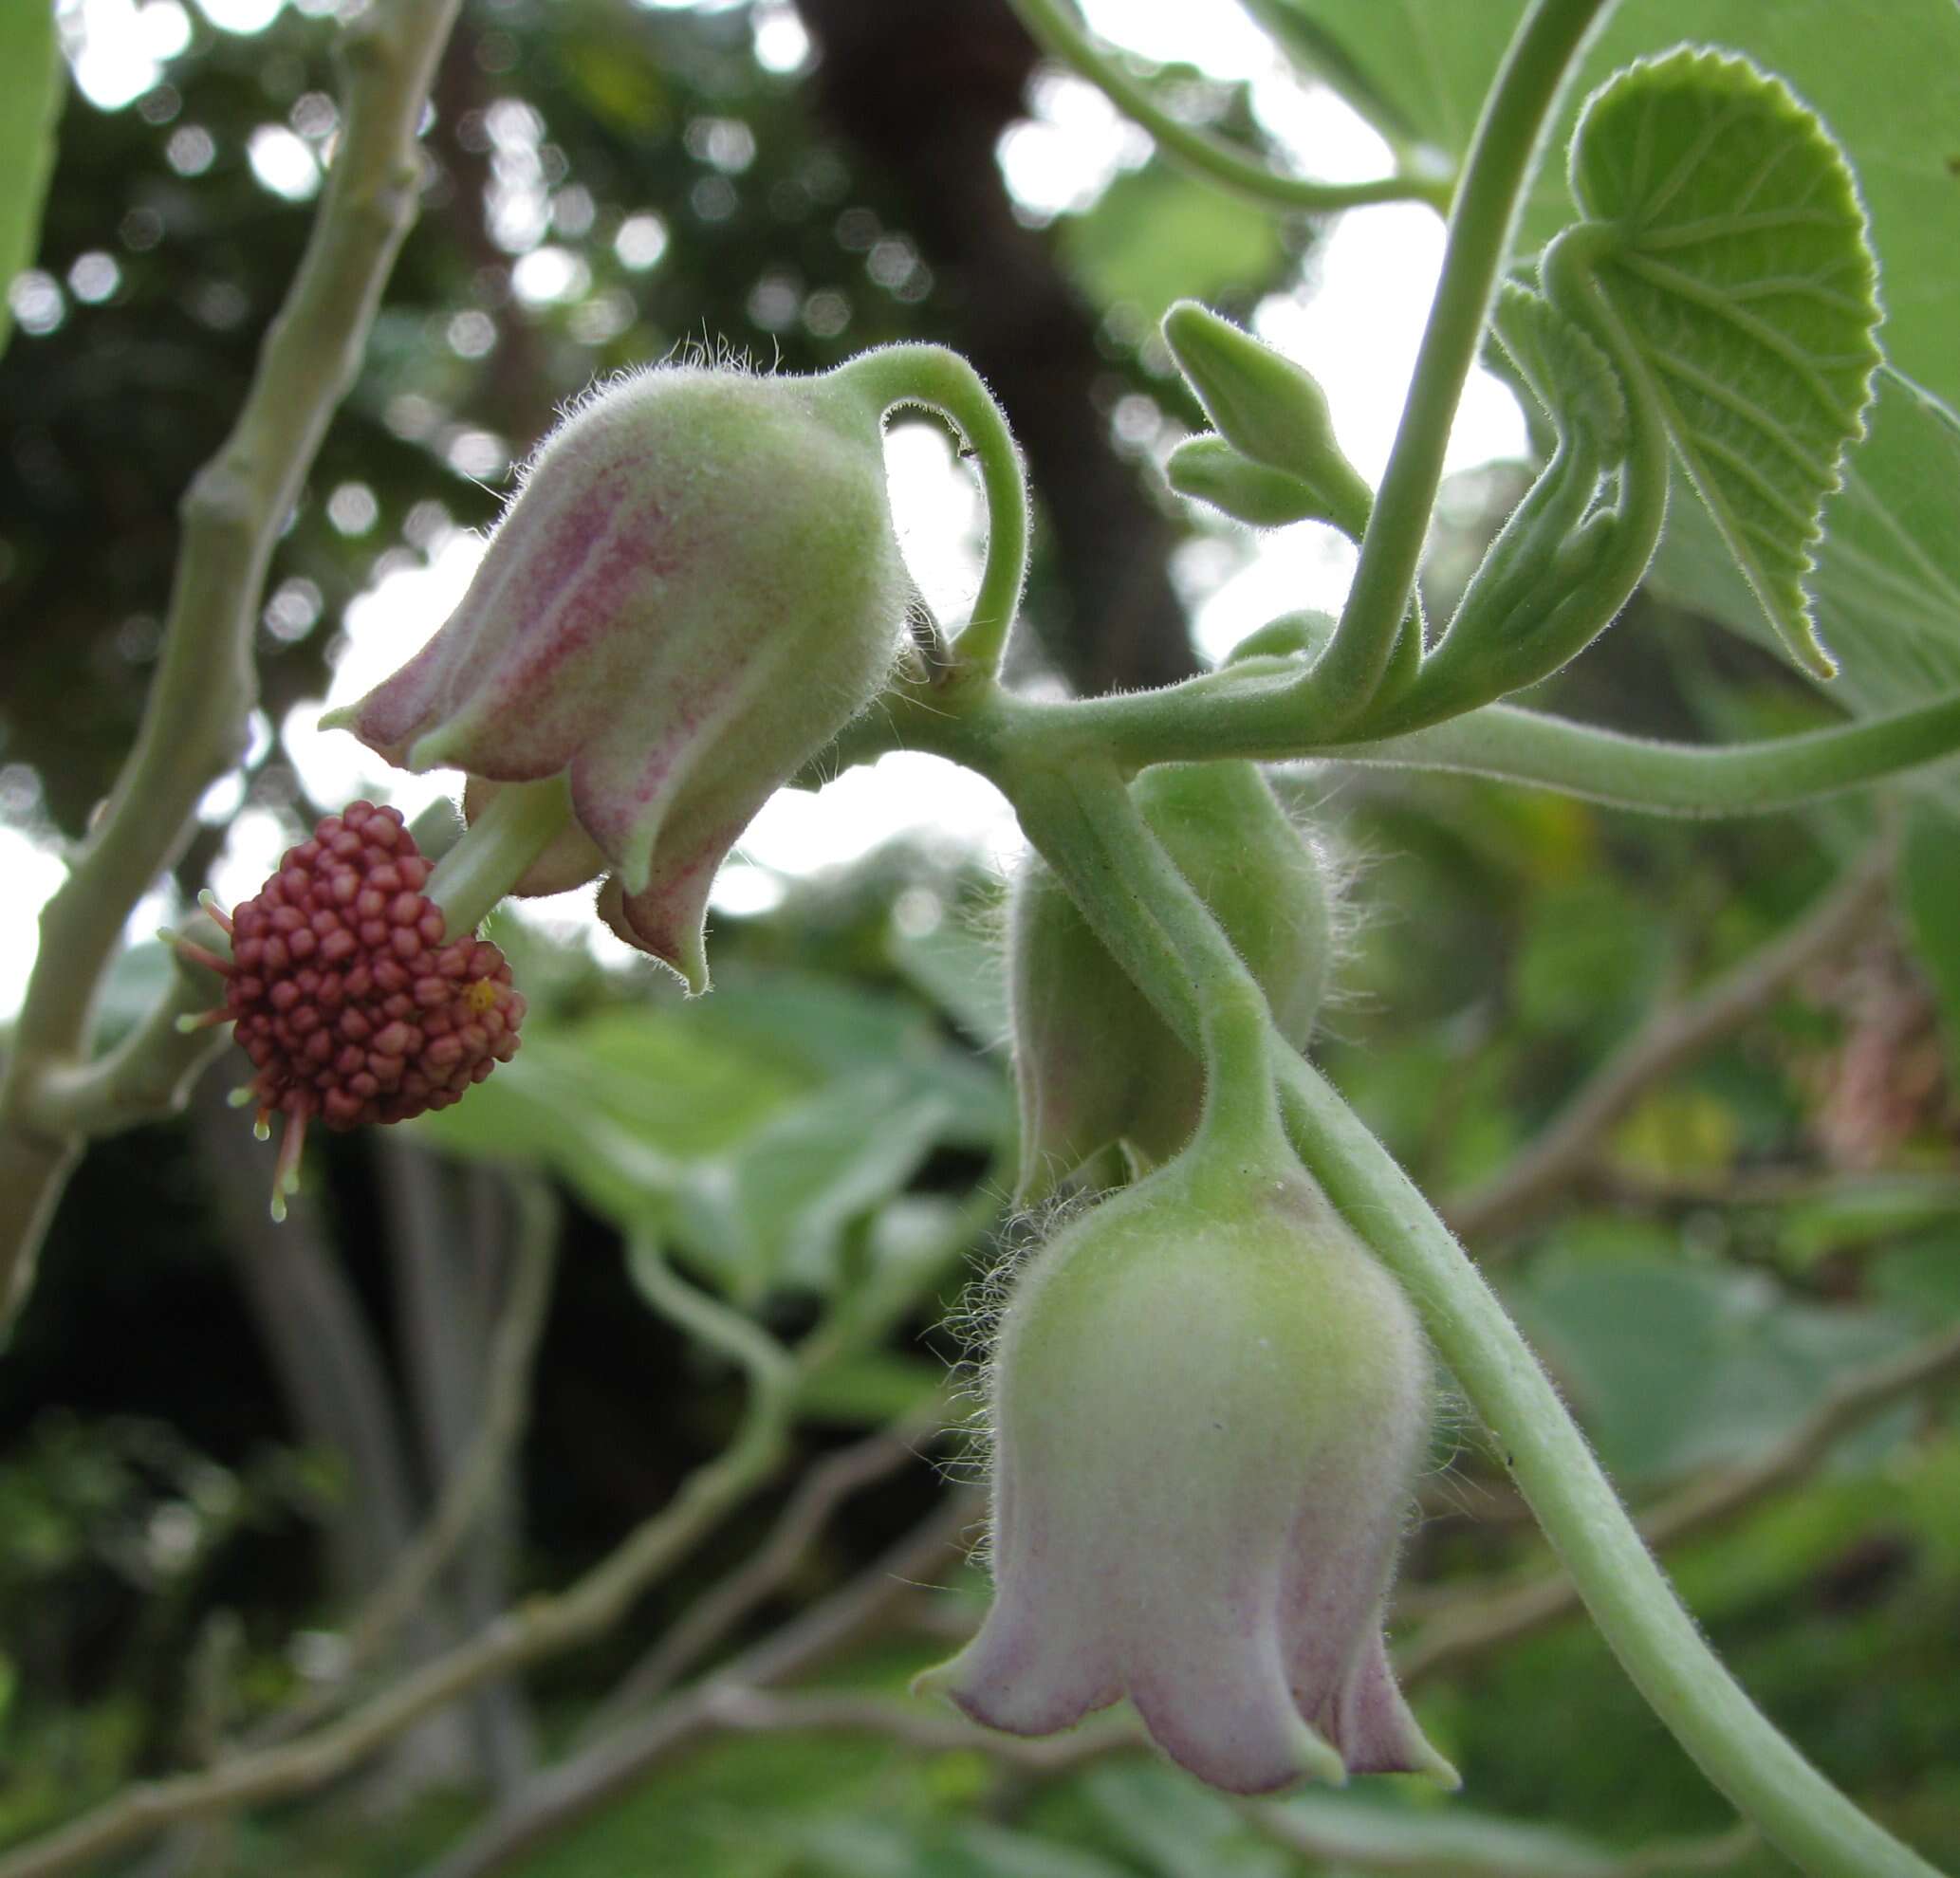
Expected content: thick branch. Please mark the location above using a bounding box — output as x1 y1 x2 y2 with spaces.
1446 843 1895 1243
0 0 463 1320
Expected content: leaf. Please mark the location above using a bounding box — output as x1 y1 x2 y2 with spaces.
670 1071 959 1300
1525 1 1960 414
1059 161 1285 323
0 2 64 358
1262 0 1960 414
1239 0 1516 160
1560 47 1882 678
1644 368 1960 799
1507 1256 1914 1483
1486 283 1626 459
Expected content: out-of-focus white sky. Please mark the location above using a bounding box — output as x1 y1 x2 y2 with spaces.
3 0 1525 1013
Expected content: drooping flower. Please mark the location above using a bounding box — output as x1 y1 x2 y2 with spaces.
919 1143 1453 1794
176 801 523 1217
325 359 910 992
1008 760 1334 1198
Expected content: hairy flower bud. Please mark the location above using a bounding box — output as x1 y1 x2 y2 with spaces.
327 360 910 992
920 1144 1452 1794
1008 761 1333 1198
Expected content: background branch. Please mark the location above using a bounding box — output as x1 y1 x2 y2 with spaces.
1397 1323 1960 1688
1446 841 1895 1243
0 0 462 1320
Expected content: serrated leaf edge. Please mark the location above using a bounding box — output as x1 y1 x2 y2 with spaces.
1566 44 1884 679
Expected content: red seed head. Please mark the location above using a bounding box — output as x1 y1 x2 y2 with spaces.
218 801 525 1138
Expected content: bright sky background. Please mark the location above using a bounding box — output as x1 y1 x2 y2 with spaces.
3 0 1526 1016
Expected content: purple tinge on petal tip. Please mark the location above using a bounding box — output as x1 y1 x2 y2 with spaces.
1327 1631 1458 1784
1127 1654 1345 1795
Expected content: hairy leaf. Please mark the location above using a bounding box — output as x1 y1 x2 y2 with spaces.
1563 47 1881 677
1487 282 1626 458
1649 368 1960 755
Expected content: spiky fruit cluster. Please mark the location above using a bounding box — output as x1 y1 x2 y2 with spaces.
182 801 524 1216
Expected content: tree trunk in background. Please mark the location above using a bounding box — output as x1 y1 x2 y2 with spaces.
379 1138 537 1794
190 1080 477 1794
795 0 1201 694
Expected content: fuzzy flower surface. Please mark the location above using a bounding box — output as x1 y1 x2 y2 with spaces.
921 1146 1453 1795
327 360 909 991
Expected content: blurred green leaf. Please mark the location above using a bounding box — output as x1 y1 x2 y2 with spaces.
672 1070 957 1300
417 975 1005 1300
0 0 64 358
1059 162 1284 323
1239 0 1513 157
889 917 1008 1055
1080 1763 1291 1878
1509 1256 1915 1482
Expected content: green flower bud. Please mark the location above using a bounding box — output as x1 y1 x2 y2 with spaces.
327 359 909 992
1165 435 1344 532
918 1134 1452 1794
1163 300 1374 542
1008 762 1334 1199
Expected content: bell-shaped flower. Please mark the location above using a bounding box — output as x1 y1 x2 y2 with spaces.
325 361 909 991
1008 760 1334 1199
919 1143 1454 1795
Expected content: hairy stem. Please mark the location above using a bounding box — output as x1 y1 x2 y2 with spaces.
1277 1054 1939 1878
831 343 1030 680
1398 1321 1960 1688
1306 0 1613 723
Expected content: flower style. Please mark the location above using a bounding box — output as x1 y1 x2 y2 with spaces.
919 1145 1454 1794
325 360 910 992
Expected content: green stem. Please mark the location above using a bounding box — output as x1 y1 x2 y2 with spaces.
877 651 1960 819
829 344 1030 682
1274 1053 1940 1878
1333 695 1960 815
995 748 1939 1878
1306 0 1612 724
1008 0 1452 214
425 776 574 937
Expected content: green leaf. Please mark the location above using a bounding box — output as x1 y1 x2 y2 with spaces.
1266 1 1960 414
1525 1 1960 414
1559 47 1882 679
1645 368 1960 791
0 2 64 359
1486 283 1626 460
1059 161 1285 324
670 1071 958 1300
1239 0 1516 161
1507 1256 1913 1483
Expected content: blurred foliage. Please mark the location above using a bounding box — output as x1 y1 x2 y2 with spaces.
1 1 1957 1875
